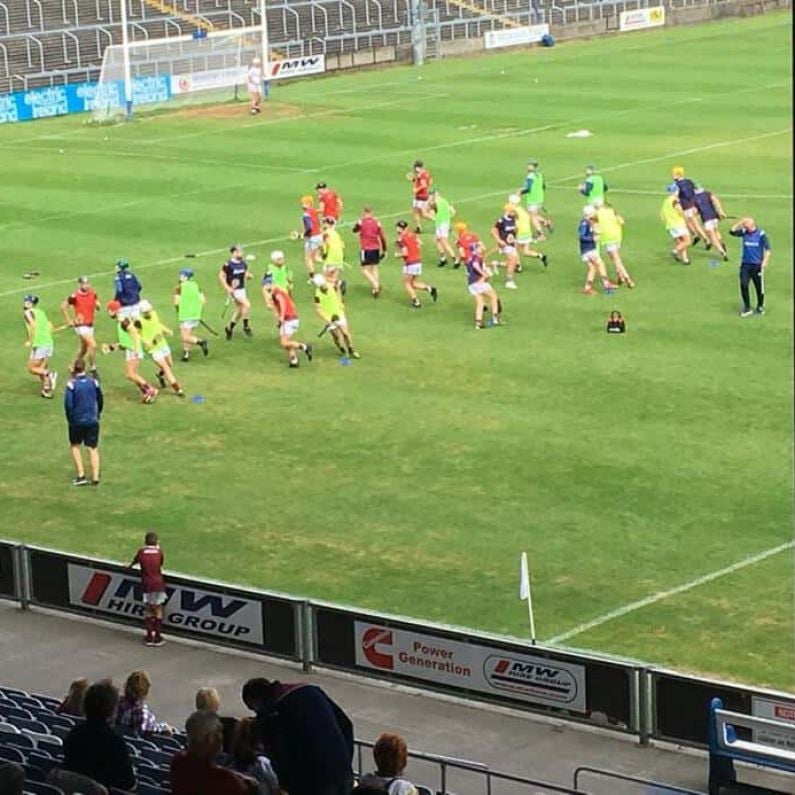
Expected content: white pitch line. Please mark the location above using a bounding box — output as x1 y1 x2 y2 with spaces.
548 540 795 644
567 187 793 200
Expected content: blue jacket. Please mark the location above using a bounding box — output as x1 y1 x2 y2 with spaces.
64 374 103 426
114 271 141 306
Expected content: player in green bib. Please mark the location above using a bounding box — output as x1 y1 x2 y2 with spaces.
172 269 208 362
579 165 607 207
519 159 553 240
22 295 57 398
428 189 459 268
103 300 158 403
312 274 360 360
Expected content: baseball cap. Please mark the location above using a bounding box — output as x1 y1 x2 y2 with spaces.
270 250 284 263
115 258 130 269
179 268 194 279
395 220 408 229
139 299 153 313
23 294 38 306
106 300 121 313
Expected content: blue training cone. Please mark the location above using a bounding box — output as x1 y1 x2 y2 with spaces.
339 356 352 366
191 394 206 404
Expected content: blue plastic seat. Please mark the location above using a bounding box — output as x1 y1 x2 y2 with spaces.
13 718 50 735
0 744 26 763
1 732 35 749
0 704 34 722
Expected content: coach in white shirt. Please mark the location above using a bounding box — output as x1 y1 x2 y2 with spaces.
247 57 263 115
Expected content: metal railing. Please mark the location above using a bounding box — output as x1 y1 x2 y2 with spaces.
573 767 703 794
355 739 589 795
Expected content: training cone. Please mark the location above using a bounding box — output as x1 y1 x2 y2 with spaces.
191 394 206 404
339 357 352 366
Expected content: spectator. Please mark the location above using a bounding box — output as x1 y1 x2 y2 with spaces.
358 734 418 795
117 670 174 736
242 677 354 795
171 710 254 795
195 686 237 753
223 717 279 795
0 762 24 795
62 680 136 792
64 357 103 486
57 677 90 717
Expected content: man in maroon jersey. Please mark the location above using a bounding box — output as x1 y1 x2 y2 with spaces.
128 531 167 647
352 206 387 298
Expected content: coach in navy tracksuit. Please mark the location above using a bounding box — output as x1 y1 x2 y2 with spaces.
729 217 771 317
64 359 103 486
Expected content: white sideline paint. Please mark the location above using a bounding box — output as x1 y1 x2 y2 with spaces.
548 540 795 644
0 127 791 300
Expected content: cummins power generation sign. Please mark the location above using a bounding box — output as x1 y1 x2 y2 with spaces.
67 563 264 645
355 622 586 713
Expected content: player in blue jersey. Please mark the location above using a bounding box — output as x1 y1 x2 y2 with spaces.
465 242 501 329
729 217 771 317
491 207 520 290
578 206 616 295
693 185 728 259
218 244 253 340
671 167 707 246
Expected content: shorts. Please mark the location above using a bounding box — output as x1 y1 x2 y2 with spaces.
68 423 99 448
74 325 94 339
330 316 348 330
581 250 599 264
31 346 53 360
683 207 698 218
435 223 450 239
468 282 492 296
232 288 248 303
143 591 167 606
304 235 323 252
413 198 429 211
591 197 605 208
247 82 260 94
703 218 719 231
668 227 687 239
526 203 542 212
361 249 381 266
180 320 200 330
125 349 143 362
117 303 140 320
279 319 300 337
151 345 171 363
516 234 533 246
500 245 517 257
604 241 621 253
403 263 422 277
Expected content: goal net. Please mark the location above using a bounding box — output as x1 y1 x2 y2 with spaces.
91 26 269 122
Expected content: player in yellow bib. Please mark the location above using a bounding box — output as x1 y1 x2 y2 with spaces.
138 300 184 397
508 194 548 269
596 204 634 288
321 217 347 295
661 184 691 265
312 274 360 360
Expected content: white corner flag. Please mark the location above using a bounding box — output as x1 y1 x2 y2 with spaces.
519 552 537 644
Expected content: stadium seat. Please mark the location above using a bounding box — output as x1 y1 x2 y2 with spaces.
23 763 47 782
127 736 157 754
14 718 50 735
47 725 72 742
31 695 63 711
415 786 433 795
0 721 21 733
34 714 74 733
0 745 26 763
33 736 63 756
149 733 183 752
136 783 168 795
28 751 59 777
1 733 35 749
141 748 173 767
0 705 35 721
22 782 65 795
0 687 29 700
15 698 46 712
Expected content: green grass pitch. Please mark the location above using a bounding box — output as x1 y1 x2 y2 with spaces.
0 13 791 689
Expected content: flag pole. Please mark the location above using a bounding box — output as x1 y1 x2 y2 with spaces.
519 551 537 645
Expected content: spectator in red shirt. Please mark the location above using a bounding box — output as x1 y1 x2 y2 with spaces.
395 220 438 309
352 206 386 298
406 159 432 233
316 182 343 221
128 530 167 646
171 710 255 795
61 276 101 376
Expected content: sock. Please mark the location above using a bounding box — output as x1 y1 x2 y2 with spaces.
229 321 236 330
154 618 163 640
243 318 250 328
172 381 181 392
137 383 148 394
145 616 154 641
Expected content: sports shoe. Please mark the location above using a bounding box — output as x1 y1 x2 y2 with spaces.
288 356 299 368
627 280 636 289
41 390 53 399
199 339 209 357
89 367 100 381
151 638 165 647
156 371 167 388
475 320 484 330
515 263 524 274
243 325 253 338
144 637 155 647
72 476 88 486
176 389 186 398
438 259 447 268
411 298 421 308
505 281 518 290
429 286 438 302
540 254 548 268
49 372 58 391
693 235 702 247
414 226 422 234
582 286 596 295
304 343 314 362
224 325 233 341
143 387 158 404
682 258 691 266
372 286 382 299
181 351 190 362
739 308 753 318
604 281 618 290
487 317 501 327
350 350 361 359
755 306 765 315
339 280 347 297
670 250 680 263
91 480 100 486
705 242 712 251
453 259 461 269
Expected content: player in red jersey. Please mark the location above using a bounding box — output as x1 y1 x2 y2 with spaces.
299 195 324 276
61 276 101 375
395 220 438 308
406 159 432 233
128 530 167 647
352 206 387 297
261 274 313 368
454 221 481 264
316 182 343 221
